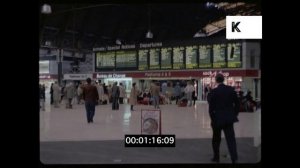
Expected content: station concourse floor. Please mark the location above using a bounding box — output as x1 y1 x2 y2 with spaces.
40 95 261 164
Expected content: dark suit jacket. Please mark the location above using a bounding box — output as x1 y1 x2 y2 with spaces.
208 84 240 127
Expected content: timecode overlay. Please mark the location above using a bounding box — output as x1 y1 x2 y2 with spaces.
125 135 176 147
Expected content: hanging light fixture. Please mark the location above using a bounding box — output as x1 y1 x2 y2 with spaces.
146 31 153 39
193 30 207 38
116 39 122 45
41 4 52 14
145 5 153 39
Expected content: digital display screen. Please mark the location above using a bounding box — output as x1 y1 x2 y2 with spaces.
161 47 172 69
185 46 198 69
138 49 149 70
95 43 242 71
149 48 160 70
199 45 212 68
213 44 226 68
96 51 115 69
227 43 242 68
173 47 185 69
116 50 137 68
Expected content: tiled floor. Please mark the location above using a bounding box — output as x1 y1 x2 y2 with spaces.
40 138 260 164
40 94 261 164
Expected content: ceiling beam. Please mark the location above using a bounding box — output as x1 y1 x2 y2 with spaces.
74 9 91 50
55 12 72 48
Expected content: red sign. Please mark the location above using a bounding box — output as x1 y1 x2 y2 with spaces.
39 74 58 79
94 69 258 78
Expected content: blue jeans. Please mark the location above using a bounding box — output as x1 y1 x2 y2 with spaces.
153 96 160 109
186 92 192 106
85 101 96 122
112 97 119 110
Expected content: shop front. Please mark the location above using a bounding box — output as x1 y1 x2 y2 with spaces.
39 74 58 92
94 73 133 95
39 60 55 91
94 69 259 101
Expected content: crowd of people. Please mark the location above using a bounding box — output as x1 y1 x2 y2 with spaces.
40 80 125 110
39 75 258 163
40 79 258 112
136 81 198 107
238 90 257 112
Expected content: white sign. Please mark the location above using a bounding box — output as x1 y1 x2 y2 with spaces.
144 72 171 77
226 16 262 39
96 73 126 78
140 42 163 48
39 75 51 79
141 109 161 135
63 74 93 80
39 61 50 74
203 71 229 77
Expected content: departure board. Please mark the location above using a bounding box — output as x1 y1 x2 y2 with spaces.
227 43 242 68
173 47 185 69
185 46 198 69
138 49 149 70
161 47 172 69
116 50 137 68
149 48 160 69
199 45 212 68
96 51 115 69
213 44 226 68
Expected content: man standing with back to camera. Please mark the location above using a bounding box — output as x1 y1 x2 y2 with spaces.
208 73 240 164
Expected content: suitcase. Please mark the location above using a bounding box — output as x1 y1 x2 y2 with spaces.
178 99 187 107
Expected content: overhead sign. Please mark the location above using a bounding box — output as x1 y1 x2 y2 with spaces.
149 48 160 70
213 44 226 68
96 51 115 69
161 47 172 69
199 45 212 68
116 50 137 68
144 72 172 77
173 46 185 69
63 74 93 80
96 73 126 78
185 45 198 69
92 42 162 51
138 49 149 70
39 75 51 79
202 70 230 77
